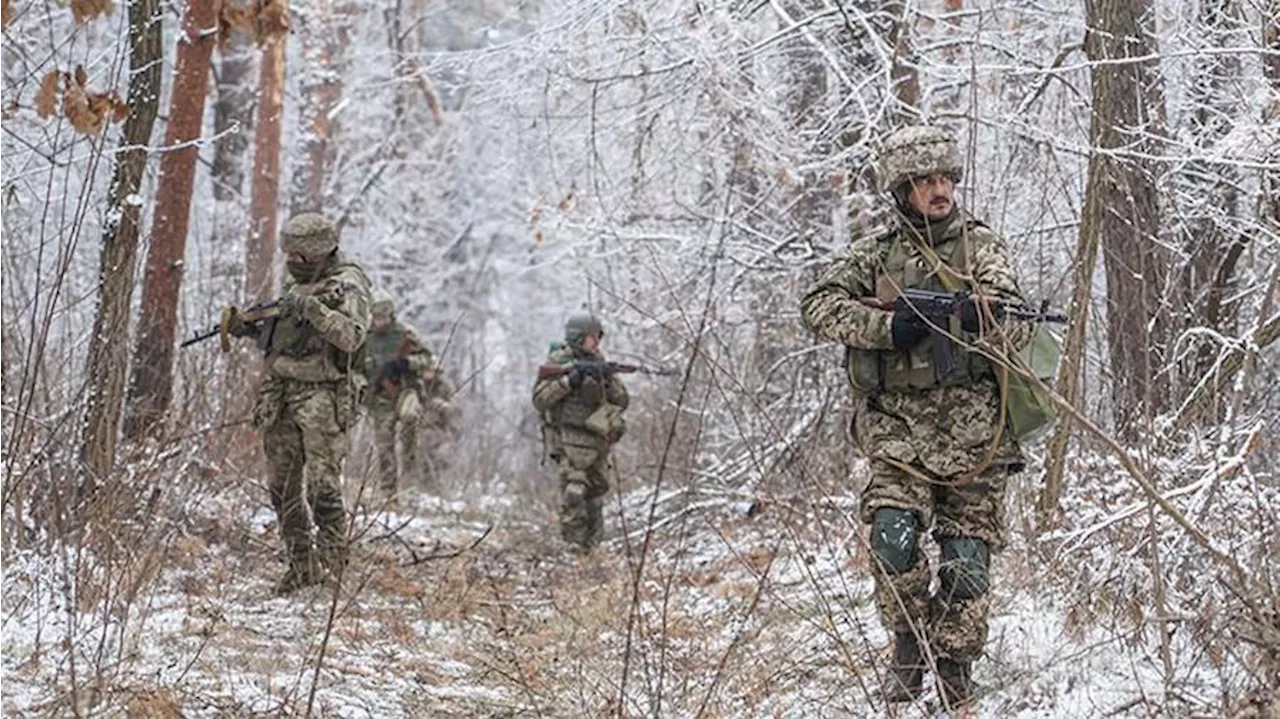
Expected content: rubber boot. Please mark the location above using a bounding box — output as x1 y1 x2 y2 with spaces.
936 657 975 708
881 632 926 703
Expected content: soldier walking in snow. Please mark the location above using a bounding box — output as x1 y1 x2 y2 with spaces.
531 315 629 554
363 295 437 496
226 213 373 594
800 126 1033 708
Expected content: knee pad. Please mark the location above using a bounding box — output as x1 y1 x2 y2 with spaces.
939 537 990 601
871 508 919 574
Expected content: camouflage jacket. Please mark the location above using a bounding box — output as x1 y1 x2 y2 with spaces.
532 344 629 450
800 209 1027 475
363 320 435 397
262 252 373 384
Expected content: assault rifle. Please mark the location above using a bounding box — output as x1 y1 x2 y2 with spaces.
373 336 418 401
180 300 280 353
536 361 677 382
858 289 1067 379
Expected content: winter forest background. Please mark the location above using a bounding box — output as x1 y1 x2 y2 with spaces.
2 0 1278 715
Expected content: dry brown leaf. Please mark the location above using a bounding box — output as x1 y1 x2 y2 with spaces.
255 0 289 43
2 0 15 30
70 0 112 23
61 65 126 135
35 70 59 118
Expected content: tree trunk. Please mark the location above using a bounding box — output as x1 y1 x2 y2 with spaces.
212 9 255 203
1085 0 1170 438
290 0 349 215
244 0 290 303
79 0 163 480
123 0 222 440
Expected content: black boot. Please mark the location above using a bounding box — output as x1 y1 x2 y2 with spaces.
881 632 926 703
935 657 975 708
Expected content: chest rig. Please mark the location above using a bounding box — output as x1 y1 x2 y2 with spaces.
845 221 994 394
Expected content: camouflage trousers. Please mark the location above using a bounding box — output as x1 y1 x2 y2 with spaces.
553 443 610 550
861 457 1008 662
256 378 355 573
370 390 421 494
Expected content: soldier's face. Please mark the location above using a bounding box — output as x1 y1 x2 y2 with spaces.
582 332 601 352
906 173 955 220
373 314 391 331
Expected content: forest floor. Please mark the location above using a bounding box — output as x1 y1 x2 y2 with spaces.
0 470 1243 718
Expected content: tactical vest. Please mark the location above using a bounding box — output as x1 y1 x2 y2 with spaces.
546 347 608 432
845 222 994 394
266 259 368 382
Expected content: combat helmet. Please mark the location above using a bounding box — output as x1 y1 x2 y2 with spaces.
877 125 963 194
564 314 604 346
280 213 339 257
371 293 395 318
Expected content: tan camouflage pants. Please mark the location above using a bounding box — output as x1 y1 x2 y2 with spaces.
861 458 1007 661
370 390 420 494
554 444 610 549
256 379 354 571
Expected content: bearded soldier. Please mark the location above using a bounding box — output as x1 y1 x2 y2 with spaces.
227 213 372 594
363 295 436 496
800 126 1030 708
531 315 629 553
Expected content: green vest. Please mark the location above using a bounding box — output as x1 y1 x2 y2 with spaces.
365 322 419 390
845 220 994 394
266 257 367 381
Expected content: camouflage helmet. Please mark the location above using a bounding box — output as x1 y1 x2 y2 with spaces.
280 213 339 257
371 293 395 318
564 314 604 345
877 125 963 193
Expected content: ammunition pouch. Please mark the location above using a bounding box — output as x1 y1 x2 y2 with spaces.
585 402 626 443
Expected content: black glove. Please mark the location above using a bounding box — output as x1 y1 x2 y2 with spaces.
382 358 411 378
956 294 983 333
567 365 586 389
890 309 930 349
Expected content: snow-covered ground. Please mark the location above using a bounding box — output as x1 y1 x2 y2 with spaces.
5 473 1262 718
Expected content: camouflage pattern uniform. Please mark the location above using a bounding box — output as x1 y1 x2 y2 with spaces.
800 126 1029 703
363 296 435 495
417 360 459 483
234 213 372 594
531 316 629 552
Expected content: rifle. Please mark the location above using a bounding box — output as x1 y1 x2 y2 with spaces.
858 289 1067 379
180 300 280 354
536 361 677 382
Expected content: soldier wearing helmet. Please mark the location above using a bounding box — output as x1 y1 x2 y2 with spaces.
362 294 440 496
227 213 372 594
800 126 1032 708
531 314 629 553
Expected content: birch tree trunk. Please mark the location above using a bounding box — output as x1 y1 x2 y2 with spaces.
124 0 222 440
244 0 290 303
79 0 163 481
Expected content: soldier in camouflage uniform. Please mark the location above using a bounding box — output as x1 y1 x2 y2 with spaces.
417 358 459 484
531 315 629 553
228 213 372 594
800 126 1030 707
363 295 436 496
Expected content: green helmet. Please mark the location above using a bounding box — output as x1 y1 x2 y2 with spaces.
371 294 395 318
564 314 604 345
877 125 963 193
280 213 339 257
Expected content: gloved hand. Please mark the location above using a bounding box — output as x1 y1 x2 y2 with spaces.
890 309 930 349
567 365 586 389
957 294 982 333
225 307 256 338
277 293 305 318
381 358 411 378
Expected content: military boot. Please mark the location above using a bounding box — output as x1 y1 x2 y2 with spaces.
881 632 926 703
935 657 976 708
275 555 324 595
